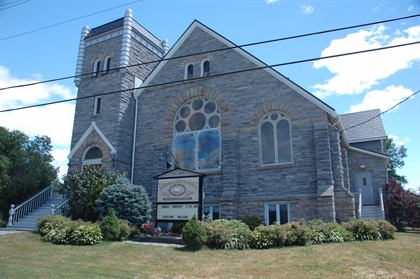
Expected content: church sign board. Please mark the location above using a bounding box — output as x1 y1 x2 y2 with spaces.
154 168 205 221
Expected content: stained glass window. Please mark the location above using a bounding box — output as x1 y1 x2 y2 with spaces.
173 98 221 171
259 112 292 165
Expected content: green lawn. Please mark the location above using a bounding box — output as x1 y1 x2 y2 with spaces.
0 232 419 279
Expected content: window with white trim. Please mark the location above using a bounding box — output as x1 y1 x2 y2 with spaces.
203 205 219 220
201 59 210 77
173 97 221 171
265 202 289 225
93 60 101 76
104 56 111 74
185 63 193 79
83 146 103 169
93 97 101 115
259 111 292 165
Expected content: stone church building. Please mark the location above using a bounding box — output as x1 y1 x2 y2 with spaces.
68 9 389 224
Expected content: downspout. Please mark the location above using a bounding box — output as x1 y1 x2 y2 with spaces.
131 78 143 183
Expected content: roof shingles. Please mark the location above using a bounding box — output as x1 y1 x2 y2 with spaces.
340 109 387 142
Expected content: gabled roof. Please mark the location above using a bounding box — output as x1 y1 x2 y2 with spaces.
68 122 116 160
340 109 387 143
136 20 336 116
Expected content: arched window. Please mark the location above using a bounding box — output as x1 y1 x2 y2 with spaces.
173 97 221 171
185 63 193 79
104 56 111 74
259 111 292 165
83 146 103 168
201 59 210 77
93 60 101 76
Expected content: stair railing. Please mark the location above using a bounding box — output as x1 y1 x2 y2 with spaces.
358 188 362 219
53 199 69 216
7 182 55 227
379 187 385 219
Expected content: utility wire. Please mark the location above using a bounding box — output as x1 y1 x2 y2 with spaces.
1 13 419 91
341 89 420 133
1 41 419 113
0 0 29 11
0 0 142 41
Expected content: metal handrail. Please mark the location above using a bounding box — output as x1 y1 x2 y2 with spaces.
53 199 69 216
379 187 385 219
7 182 55 227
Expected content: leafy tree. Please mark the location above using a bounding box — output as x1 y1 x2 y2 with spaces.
95 177 151 226
62 165 122 220
383 137 408 185
384 179 420 231
0 127 57 217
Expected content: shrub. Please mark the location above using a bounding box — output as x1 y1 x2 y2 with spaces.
267 223 287 247
203 219 252 249
37 215 72 236
282 221 311 246
342 219 381 241
70 225 102 245
43 227 71 244
242 215 263 231
62 165 122 220
119 219 133 241
0 219 6 228
251 226 274 249
307 219 352 243
170 222 186 235
95 177 152 226
99 208 121 241
377 220 397 240
182 215 207 248
86 183 107 222
224 233 250 250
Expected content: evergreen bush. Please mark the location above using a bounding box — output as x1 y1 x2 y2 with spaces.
242 215 263 231
86 183 107 222
95 177 152 226
99 208 121 241
170 222 186 235
182 215 207 248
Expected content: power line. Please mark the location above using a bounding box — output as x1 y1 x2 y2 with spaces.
0 0 29 11
0 0 142 41
1 13 419 91
342 89 420 133
1 41 419 113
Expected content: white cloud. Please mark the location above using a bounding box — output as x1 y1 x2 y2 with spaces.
312 25 420 99
0 65 75 180
266 0 278 4
349 85 414 113
373 3 383 12
301 5 314 14
388 134 410 146
408 5 414 12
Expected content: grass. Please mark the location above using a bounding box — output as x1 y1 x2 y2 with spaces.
0 232 419 279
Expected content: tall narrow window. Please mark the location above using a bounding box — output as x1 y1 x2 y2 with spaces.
201 60 210 77
104 57 111 74
203 205 219 220
93 60 101 76
265 202 289 225
185 63 193 79
259 111 292 165
173 97 221 171
94 97 101 115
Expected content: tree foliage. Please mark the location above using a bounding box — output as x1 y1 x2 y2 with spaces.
384 178 420 231
0 127 57 217
62 165 122 220
95 177 152 226
383 137 408 185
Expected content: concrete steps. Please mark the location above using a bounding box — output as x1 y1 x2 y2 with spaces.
361 205 384 221
6 198 67 231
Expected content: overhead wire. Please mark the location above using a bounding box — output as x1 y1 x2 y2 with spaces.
1 13 419 91
0 0 29 11
1 40 419 114
0 0 142 41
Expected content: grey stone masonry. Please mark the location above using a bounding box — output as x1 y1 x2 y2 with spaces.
314 122 336 222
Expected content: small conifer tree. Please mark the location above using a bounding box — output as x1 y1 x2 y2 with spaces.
182 215 207 248
99 208 121 241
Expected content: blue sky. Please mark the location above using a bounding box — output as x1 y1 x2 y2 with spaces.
0 0 419 190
